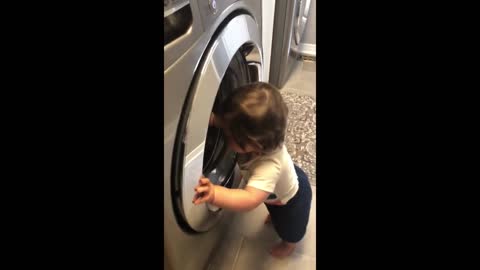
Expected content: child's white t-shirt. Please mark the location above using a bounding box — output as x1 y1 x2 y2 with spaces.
238 144 299 204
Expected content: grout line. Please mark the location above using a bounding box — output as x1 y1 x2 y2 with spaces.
230 236 245 270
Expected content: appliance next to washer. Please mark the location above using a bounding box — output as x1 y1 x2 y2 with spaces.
269 0 312 89
164 1 263 269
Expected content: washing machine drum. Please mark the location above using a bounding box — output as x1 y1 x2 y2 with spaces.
202 126 233 186
202 52 251 184
201 87 242 188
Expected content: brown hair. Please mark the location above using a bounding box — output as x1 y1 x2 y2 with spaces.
220 82 289 153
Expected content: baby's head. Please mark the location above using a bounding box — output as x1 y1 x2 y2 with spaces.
220 82 288 154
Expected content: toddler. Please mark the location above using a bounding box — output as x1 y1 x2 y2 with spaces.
193 82 312 258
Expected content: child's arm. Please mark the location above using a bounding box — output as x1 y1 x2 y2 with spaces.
193 177 269 212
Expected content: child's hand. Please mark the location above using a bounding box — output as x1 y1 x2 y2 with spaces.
192 177 215 205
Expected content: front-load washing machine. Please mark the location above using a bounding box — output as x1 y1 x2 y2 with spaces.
269 0 312 89
164 1 263 269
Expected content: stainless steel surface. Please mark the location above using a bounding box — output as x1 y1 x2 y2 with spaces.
208 0 217 14
164 1 263 269
292 43 316 58
301 0 316 46
269 0 312 88
164 0 261 142
164 0 190 17
180 14 262 232
164 1 203 70
293 0 311 46
197 0 237 30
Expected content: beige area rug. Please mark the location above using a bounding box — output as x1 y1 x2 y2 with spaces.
281 90 316 186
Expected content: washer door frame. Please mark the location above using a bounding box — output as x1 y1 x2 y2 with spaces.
171 14 263 233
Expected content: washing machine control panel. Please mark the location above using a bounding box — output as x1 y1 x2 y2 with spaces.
208 0 218 14
197 0 236 28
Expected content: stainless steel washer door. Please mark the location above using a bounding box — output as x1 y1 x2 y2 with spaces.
293 0 311 46
171 14 263 233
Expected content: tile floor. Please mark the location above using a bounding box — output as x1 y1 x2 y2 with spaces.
207 60 317 270
281 60 316 98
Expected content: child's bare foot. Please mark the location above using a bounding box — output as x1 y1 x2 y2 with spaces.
269 241 296 258
264 214 271 224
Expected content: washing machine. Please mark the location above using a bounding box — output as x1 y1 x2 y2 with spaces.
164 1 263 269
269 0 312 88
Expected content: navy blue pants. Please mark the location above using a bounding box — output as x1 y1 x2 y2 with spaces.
265 165 312 243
